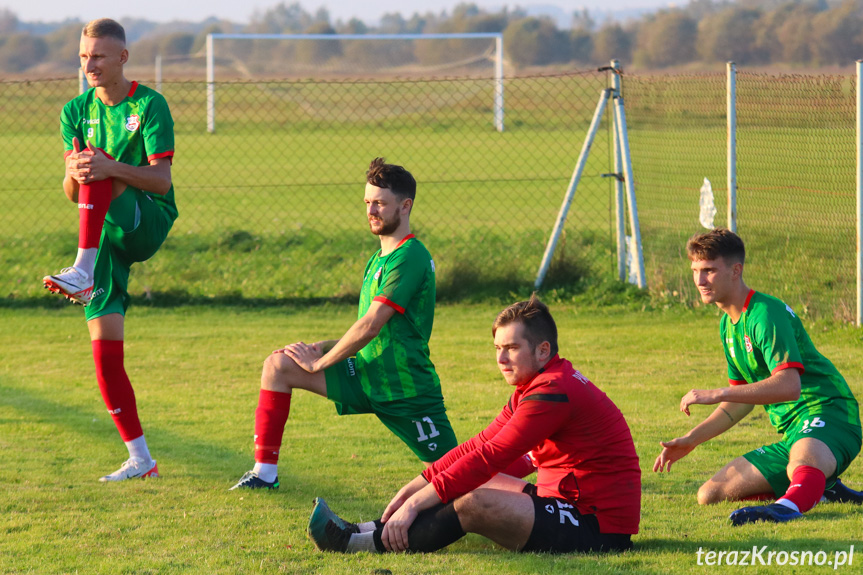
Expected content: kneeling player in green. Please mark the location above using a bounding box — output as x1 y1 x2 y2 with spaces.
231 159 461 489
654 228 862 525
43 19 178 481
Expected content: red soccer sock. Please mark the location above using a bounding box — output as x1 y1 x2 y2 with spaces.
78 178 113 250
254 389 292 464
92 339 143 442
779 465 826 513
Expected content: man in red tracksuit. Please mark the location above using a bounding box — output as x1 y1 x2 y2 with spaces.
308 294 641 554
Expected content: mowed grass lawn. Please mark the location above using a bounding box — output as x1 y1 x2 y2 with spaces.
2 303 862 574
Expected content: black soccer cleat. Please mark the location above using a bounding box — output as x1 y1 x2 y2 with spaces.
308 498 357 552
822 478 863 505
229 471 279 490
730 502 803 526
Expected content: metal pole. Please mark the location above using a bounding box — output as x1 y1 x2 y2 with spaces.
727 61 737 233
207 34 215 134
78 68 87 95
856 61 862 326
611 60 626 281
155 54 162 93
494 35 504 132
535 89 612 290
613 95 646 289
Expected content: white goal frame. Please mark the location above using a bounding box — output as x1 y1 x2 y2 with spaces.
205 32 505 134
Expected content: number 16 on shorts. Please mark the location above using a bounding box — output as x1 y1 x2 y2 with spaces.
801 417 826 434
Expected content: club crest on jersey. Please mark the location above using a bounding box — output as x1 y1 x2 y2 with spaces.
124 114 140 132
744 335 753 353
373 267 382 281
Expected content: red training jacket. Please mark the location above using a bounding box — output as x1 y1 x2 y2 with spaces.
422 355 641 534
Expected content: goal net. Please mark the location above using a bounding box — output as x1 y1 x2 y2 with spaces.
205 33 504 133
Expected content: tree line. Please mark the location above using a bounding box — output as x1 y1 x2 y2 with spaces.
1 0 862 74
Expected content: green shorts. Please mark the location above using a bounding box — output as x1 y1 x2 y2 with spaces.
743 414 863 496
86 190 173 321
324 357 458 463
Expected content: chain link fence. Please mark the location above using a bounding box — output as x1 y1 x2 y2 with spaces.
1 69 857 320
1 71 618 305
625 70 857 322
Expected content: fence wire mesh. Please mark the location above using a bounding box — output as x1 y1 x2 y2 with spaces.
2 69 857 320
626 70 857 322
2 71 617 304
736 72 856 321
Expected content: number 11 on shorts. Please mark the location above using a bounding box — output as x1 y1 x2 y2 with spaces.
414 416 441 442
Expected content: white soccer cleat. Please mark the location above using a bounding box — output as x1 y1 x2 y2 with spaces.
43 267 94 305
99 457 159 482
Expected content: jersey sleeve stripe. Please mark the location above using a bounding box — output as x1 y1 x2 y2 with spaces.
729 379 747 386
743 289 755 311
522 393 569 403
373 295 405 314
394 233 416 250
148 151 174 163
772 362 805 375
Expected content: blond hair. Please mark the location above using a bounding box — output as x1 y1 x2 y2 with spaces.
82 18 126 44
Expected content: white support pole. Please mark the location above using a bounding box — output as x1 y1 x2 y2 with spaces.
494 35 504 132
78 68 87 95
155 54 162 94
611 60 626 281
727 61 737 233
535 89 612 290
613 95 646 289
856 61 862 326
207 34 215 134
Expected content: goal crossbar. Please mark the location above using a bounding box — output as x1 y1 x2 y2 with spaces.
205 32 504 133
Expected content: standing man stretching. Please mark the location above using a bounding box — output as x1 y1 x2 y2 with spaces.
654 228 862 524
43 18 178 481
231 158 463 489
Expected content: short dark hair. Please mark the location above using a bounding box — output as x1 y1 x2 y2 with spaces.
492 293 559 357
687 228 746 264
366 157 416 201
82 18 126 44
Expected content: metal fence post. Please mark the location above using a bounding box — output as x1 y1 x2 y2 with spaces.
727 61 737 233
857 60 862 327
612 94 646 289
206 34 215 134
494 35 504 133
155 54 162 94
611 60 626 281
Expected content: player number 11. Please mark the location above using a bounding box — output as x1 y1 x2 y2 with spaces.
414 417 441 442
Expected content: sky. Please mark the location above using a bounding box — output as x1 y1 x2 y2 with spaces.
4 0 666 26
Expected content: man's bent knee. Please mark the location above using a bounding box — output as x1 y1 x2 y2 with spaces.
452 492 488 532
261 351 298 392
697 481 726 505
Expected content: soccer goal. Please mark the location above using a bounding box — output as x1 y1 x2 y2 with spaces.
205 32 505 134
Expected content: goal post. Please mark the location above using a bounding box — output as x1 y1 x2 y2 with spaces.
205 32 504 134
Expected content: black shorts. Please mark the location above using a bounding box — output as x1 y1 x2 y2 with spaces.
520 484 632 553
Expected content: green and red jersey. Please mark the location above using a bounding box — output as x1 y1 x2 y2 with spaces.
721 290 859 434
60 81 177 221
356 234 439 403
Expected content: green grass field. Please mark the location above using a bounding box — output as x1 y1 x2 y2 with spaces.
2 303 862 573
